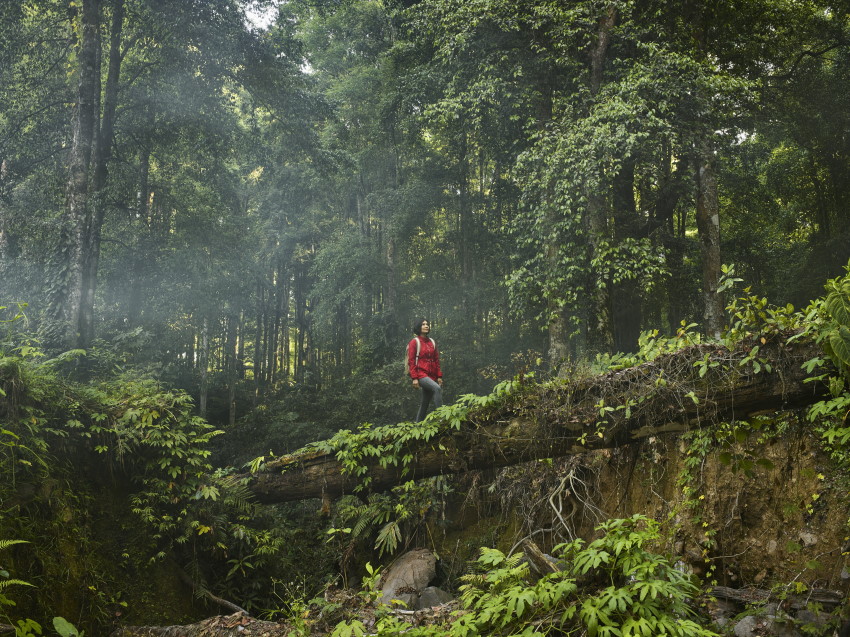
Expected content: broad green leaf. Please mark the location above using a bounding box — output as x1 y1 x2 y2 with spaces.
828 326 850 366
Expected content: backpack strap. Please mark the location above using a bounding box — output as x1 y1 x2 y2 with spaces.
415 338 436 365
410 337 436 374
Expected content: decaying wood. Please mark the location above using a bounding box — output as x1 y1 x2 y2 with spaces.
110 612 290 637
246 337 831 504
710 585 844 609
522 539 562 576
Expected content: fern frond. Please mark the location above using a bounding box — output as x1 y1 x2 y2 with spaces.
0 539 29 551
220 477 257 515
375 521 401 556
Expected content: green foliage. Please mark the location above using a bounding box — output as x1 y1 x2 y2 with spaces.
815 266 850 373
52 617 83 637
333 516 718 637
0 338 307 619
305 377 524 489
331 477 451 564
0 539 36 634
801 264 850 465
0 539 86 637
592 320 703 373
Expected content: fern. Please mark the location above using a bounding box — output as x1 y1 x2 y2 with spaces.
0 540 28 552
0 579 33 591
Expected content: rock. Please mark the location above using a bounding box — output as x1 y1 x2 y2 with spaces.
733 615 760 637
733 614 802 637
762 602 779 616
841 566 850 581
379 548 437 607
415 586 453 609
798 531 817 547
795 608 831 629
767 539 778 554
709 598 738 630
765 616 803 637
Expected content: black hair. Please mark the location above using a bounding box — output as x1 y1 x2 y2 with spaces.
412 318 430 336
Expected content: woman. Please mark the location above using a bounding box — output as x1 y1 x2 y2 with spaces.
408 318 443 422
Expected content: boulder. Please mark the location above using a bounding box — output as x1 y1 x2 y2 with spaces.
416 586 453 609
379 548 437 607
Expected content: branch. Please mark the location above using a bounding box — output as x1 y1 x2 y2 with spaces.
176 567 246 615
767 41 848 83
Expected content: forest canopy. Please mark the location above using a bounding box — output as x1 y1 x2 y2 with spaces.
2 0 849 415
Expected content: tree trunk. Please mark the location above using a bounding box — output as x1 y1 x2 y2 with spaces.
654 151 688 332
55 0 100 348
246 336 828 503
79 0 124 348
0 160 11 273
546 230 570 366
295 266 307 384
583 3 618 354
128 122 151 328
199 317 209 419
695 139 724 338
237 311 245 381
269 259 284 386
611 158 640 352
226 314 237 427
536 88 570 369
254 277 265 396
281 270 291 382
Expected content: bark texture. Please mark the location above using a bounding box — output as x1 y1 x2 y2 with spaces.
246 336 830 503
57 0 100 347
696 138 724 339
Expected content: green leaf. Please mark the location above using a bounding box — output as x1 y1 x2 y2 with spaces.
52 617 81 637
829 326 850 366
825 286 850 326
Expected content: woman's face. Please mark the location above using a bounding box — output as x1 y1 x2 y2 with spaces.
420 321 430 335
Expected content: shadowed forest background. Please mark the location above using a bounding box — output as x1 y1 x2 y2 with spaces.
3 0 850 634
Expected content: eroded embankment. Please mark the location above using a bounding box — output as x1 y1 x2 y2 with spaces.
432 417 850 592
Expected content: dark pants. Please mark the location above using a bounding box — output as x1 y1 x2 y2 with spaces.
415 376 442 422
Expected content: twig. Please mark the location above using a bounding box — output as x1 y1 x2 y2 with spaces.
176 567 247 615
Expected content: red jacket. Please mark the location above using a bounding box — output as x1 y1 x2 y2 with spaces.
408 336 442 381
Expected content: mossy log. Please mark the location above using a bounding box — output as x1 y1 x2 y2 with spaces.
246 337 830 504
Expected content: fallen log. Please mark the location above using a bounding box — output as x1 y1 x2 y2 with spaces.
246 336 831 504
710 585 844 609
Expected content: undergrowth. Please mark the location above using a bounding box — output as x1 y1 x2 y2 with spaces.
329 515 718 637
